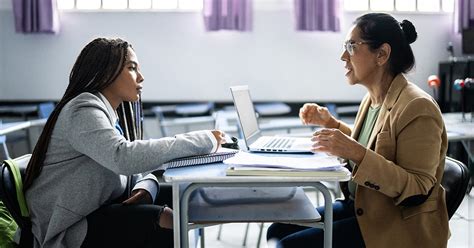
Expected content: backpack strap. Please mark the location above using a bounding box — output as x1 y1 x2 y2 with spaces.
3 160 29 217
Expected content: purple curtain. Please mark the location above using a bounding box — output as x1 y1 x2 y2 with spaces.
12 0 60 34
456 0 474 33
294 0 341 32
203 0 252 31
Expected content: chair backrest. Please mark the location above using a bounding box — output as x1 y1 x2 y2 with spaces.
0 154 33 247
441 157 470 219
37 102 55 119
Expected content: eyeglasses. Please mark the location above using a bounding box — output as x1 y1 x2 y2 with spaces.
343 40 371 56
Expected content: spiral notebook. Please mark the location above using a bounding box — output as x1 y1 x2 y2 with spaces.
163 149 239 169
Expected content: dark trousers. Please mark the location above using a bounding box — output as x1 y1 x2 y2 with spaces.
266 200 365 248
82 184 174 248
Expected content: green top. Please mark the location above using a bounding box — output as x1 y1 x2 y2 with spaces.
348 105 381 200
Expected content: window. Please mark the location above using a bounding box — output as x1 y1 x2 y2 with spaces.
57 0 203 10
344 0 454 12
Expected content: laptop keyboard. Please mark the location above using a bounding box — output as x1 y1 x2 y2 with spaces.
263 137 295 149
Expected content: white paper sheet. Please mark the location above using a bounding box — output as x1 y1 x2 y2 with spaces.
223 152 345 171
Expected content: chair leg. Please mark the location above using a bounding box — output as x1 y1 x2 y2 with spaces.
216 224 223 240
242 223 250 246
193 229 200 248
200 228 205 248
256 223 264 248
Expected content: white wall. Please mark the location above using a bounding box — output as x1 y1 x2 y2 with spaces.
0 2 456 102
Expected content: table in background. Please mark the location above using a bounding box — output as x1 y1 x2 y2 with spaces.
0 119 47 159
443 112 474 188
444 113 474 161
0 105 38 120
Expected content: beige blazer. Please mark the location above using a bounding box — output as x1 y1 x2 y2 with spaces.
339 74 449 247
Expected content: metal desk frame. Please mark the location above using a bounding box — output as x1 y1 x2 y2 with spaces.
164 163 350 248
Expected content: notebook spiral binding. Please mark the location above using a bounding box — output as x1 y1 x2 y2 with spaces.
164 150 239 169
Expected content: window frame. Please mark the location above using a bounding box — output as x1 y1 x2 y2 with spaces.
57 0 204 12
343 0 454 14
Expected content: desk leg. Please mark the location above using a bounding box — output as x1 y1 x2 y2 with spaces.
313 183 333 248
180 183 201 248
173 182 181 248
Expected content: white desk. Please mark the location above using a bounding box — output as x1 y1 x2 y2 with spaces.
0 118 47 136
444 113 474 162
164 162 350 248
0 118 47 159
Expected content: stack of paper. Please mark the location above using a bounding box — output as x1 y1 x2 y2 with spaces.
224 152 349 177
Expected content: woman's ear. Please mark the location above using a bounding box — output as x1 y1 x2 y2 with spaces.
377 43 391 66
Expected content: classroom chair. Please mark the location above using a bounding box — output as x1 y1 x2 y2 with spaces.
442 157 470 219
0 135 11 160
37 102 55 119
0 154 33 248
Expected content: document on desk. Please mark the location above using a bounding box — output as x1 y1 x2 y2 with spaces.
223 152 345 171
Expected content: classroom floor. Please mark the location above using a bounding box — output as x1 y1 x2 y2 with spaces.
195 190 474 248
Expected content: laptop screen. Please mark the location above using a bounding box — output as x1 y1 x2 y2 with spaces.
230 86 259 141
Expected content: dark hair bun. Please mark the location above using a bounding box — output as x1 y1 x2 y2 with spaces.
400 20 417 44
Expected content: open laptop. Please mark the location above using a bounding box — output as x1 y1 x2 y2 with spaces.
230 85 313 153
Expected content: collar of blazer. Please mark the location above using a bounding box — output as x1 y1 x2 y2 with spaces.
352 74 408 149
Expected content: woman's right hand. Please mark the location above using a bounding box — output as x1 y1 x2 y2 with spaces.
211 130 226 148
299 103 338 128
158 207 174 229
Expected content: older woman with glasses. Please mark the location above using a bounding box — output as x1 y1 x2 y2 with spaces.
267 13 449 248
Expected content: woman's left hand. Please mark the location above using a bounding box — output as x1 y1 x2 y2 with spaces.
122 189 153 205
311 128 366 164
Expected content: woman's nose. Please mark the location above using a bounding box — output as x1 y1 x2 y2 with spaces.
138 71 145 83
340 49 349 62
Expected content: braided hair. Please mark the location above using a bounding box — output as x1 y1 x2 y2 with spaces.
24 38 143 190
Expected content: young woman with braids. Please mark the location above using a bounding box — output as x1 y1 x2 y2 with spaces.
267 13 449 247
24 38 225 248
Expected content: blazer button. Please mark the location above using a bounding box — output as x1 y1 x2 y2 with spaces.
374 185 380 190
356 208 364 216
364 181 370 186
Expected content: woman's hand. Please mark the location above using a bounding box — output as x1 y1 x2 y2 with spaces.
122 189 153 205
211 130 226 148
299 103 339 128
311 128 366 164
158 207 174 229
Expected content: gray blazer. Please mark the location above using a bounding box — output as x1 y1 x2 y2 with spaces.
25 92 214 247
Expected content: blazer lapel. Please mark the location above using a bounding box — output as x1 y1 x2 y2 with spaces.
366 74 408 149
367 105 389 148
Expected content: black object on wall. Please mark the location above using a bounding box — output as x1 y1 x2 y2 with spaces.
462 28 474 54
438 60 474 113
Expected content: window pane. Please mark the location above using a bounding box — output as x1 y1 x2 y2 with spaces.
103 0 128 9
344 0 369 11
370 0 394 11
418 0 440 11
57 0 75 9
130 0 152 9
442 0 454 12
395 0 416 11
179 0 203 10
153 0 178 9
77 0 101 9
